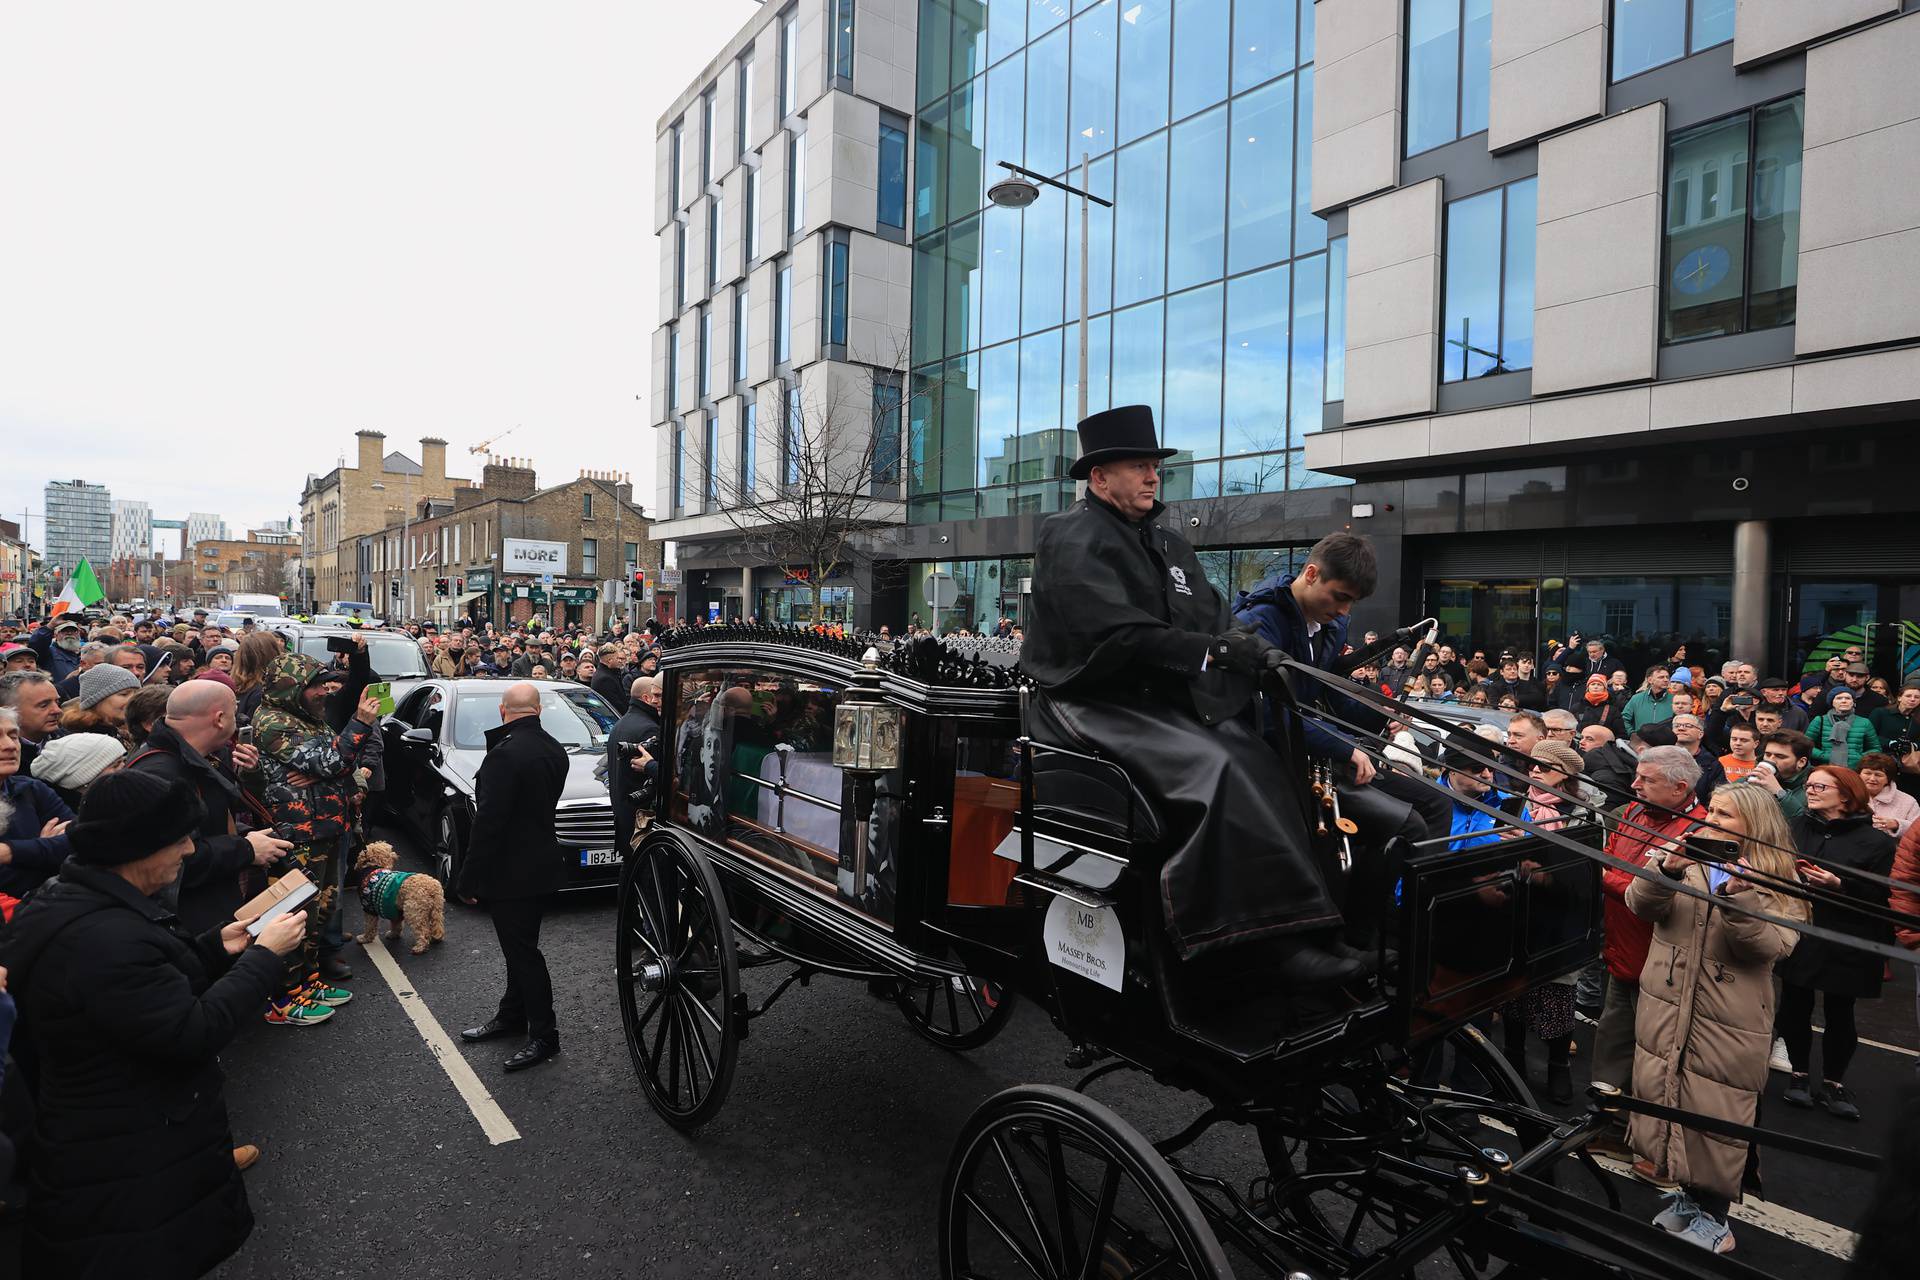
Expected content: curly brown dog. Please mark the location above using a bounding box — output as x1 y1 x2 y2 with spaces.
351 841 446 955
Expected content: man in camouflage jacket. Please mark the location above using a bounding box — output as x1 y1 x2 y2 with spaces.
249 653 379 999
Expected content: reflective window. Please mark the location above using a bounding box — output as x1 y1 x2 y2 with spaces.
708 194 722 284
1172 0 1231 122
1294 64 1325 253
833 0 857 81
878 121 909 229
785 384 804 484
1029 0 1069 40
1228 76 1292 275
915 95 949 235
919 0 952 105
1025 25 1069 178
1612 0 1731 81
669 121 682 208
745 166 760 261
952 0 986 83
672 423 685 510
977 341 1019 487
1289 251 1326 447
674 223 687 308
1663 97 1802 341
1117 0 1172 145
1114 130 1168 306
780 8 799 115
740 401 757 492
1064 154 1115 316
1232 0 1296 93
1018 328 1064 459
1110 299 1164 423
1167 105 1227 291
788 131 806 235
775 261 792 363
1440 177 1536 381
980 203 1023 346
989 0 1025 66
1021 193 1065 332
702 91 716 184
873 378 903 484
1225 264 1288 453
666 322 680 412
946 214 982 356
698 305 712 398
1325 235 1347 402
1069 1 1117 160
950 79 985 223
824 237 850 348
912 230 946 364
1163 284 1223 458
733 288 749 383
984 54 1024 187
705 415 720 505
1406 0 1490 157
738 58 754 154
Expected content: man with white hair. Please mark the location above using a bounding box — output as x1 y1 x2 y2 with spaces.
127 681 293 931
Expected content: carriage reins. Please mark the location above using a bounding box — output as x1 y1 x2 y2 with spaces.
1264 657 1920 969
1276 655 1920 908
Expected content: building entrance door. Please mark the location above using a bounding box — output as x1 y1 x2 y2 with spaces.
1427 578 1538 662
1786 581 1920 683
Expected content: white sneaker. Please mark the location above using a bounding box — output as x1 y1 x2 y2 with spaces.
1674 1210 1735 1254
1768 1037 1791 1073
1652 1189 1699 1233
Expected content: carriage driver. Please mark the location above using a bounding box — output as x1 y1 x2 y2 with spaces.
1022 405 1368 987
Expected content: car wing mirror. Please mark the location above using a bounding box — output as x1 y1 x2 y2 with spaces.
401 726 434 746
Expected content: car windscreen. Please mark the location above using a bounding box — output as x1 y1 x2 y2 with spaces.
449 688 612 751
295 635 428 679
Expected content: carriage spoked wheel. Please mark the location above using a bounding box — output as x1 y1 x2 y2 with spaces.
617 832 741 1131
941 1084 1235 1280
893 974 1018 1051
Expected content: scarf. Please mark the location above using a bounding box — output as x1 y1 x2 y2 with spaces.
1525 787 1566 831
1826 710 1855 768
1585 688 1611 706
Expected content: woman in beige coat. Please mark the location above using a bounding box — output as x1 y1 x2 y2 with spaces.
1626 783 1808 1255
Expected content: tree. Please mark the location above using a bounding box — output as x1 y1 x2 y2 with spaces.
694 340 932 624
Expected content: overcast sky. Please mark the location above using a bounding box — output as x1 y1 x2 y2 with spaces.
0 1 758 558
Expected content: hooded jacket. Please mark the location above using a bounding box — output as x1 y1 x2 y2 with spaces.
246 653 372 845
0 860 284 1279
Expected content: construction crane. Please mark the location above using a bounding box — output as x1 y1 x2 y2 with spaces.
468 424 520 457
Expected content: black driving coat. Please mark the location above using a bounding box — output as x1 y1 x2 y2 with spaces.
457 714 569 900
1026 495 1337 958
607 702 662 854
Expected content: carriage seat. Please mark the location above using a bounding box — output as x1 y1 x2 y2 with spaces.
1029 748 1165 848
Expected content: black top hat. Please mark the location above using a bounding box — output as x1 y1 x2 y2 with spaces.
1068 405 1177 480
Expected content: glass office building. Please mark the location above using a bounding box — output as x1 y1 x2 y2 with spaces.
908 0 1344 526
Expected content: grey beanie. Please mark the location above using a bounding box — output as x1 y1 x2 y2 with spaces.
78 663 141 709
29 732 126 790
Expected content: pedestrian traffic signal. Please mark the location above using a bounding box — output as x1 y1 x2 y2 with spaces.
455 577 464 595
434 577 448 597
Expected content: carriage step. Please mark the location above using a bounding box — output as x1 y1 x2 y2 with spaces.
1012 870 1116 913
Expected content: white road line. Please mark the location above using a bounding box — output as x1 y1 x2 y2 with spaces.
1477 1117 1858 1260
362 935 522 1146
1812 1024 1917 1059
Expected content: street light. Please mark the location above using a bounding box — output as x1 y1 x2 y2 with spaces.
989 156 1112 424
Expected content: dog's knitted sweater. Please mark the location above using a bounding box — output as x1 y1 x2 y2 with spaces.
359 868 418 920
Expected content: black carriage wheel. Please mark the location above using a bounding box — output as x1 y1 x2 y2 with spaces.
435 808 474 906
894 974 1018 1051
941 1084 1234 1280
1444 1022 1552 1149
617 833 741 1132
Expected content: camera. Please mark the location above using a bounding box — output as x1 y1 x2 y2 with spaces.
1887 738 1917 760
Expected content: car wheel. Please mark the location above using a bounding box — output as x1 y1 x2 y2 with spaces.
436 806 473 906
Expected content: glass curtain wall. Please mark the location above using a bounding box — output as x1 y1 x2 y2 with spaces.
909 0 1334 523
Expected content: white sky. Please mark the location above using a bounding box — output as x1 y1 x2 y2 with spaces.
0 1 759 558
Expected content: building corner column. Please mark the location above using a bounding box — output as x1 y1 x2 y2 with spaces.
1731 520 1771 672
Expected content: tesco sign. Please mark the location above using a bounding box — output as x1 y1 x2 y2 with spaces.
502 538 570 575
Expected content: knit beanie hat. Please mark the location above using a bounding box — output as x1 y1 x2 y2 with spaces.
78 664 141 709
29 733 126 791
68 771 204 866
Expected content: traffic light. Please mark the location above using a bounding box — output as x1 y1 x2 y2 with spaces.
455 577 464 595
631 566 647 597
389 580 400 600
434 577 449 598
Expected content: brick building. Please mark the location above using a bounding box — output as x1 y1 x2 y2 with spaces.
184 535 303 607
361 459 665 631
298 432 470 611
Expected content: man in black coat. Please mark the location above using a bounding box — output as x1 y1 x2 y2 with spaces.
1022 405 1359 985
607 674 662 856
0 771 308 1280
129 681 292 933
591 644 631 714
457 683 570 1070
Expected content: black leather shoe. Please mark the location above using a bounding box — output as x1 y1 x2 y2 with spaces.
1325 936 1380 973
1548 1062 1574 1104
1273 942 1367 988
321 955 352 982
503 1039 559 1072
460 1017 525 1043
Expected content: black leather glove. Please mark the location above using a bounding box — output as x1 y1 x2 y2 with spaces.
1208 627 1276 675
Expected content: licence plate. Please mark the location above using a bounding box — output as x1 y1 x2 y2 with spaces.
579 849 622 867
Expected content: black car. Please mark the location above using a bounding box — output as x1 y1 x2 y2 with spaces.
377 677 622 892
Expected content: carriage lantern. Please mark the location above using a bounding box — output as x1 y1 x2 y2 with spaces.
832 647 903 903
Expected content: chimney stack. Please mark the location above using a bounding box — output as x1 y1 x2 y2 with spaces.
420 437 448 491
355 429 385 473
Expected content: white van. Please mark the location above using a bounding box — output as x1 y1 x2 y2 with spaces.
225 593 285 618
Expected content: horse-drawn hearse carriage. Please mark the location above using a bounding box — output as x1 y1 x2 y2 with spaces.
615 622 1913 1279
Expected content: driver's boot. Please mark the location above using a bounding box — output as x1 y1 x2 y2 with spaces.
1272 936 1368 988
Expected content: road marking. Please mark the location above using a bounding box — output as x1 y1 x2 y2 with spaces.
1813 1024 1917 1059
362 935 522 1146
1478 1117 1857 1260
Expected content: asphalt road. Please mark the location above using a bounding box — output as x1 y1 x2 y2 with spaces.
199 822 1917 1279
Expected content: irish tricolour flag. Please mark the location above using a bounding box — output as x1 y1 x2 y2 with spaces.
50 558 105 618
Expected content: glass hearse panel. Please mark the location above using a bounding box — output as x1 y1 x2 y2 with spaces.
669 663 900 925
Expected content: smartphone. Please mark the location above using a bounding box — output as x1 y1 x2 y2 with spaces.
1685 834 1741 864
237 726 255 747
366 681 396 718
325 635 357 654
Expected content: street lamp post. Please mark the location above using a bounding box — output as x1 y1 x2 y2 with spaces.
988 155 1111 424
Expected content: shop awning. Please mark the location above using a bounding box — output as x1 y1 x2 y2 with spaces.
451 590 484 605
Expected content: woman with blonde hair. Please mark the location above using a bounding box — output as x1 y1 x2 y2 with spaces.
229 630 286 726
1625 783 1809 1254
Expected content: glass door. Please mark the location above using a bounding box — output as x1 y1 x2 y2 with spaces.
1425 578 1539 661
1788 582 1878 678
